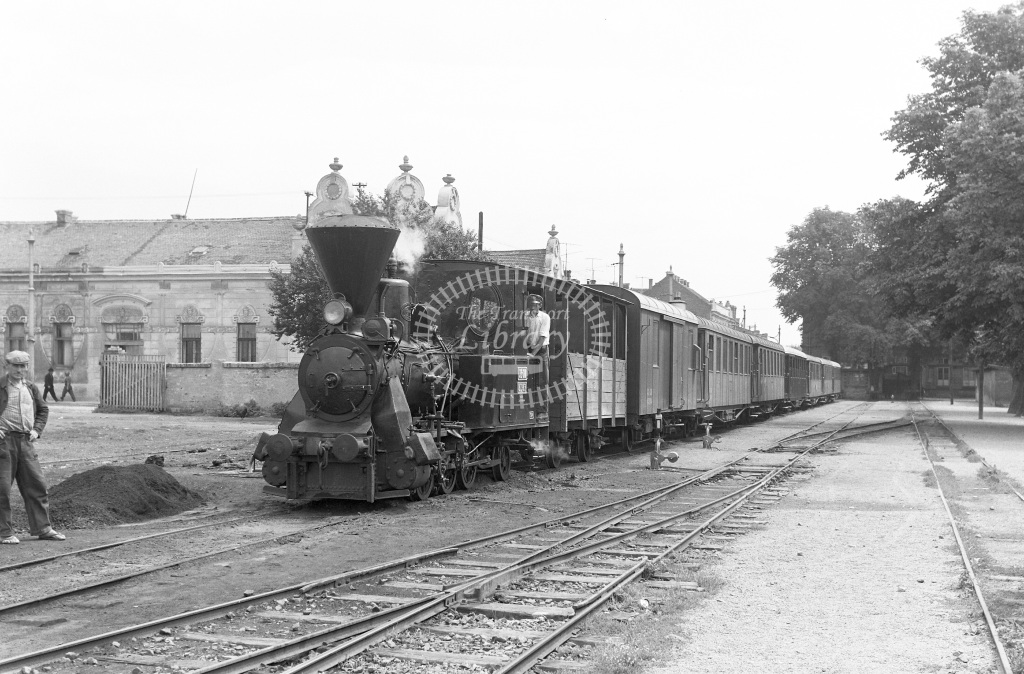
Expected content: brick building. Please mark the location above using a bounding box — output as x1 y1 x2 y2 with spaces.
0 157 481 408
0 211 305 401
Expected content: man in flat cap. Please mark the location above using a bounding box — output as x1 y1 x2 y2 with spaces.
522 294 551 389
0 350 64 544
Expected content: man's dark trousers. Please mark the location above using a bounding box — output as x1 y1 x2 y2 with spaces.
0 433 53 537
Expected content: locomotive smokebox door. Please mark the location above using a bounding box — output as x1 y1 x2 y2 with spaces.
299 334 381 422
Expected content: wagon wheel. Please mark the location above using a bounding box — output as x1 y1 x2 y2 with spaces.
621 427 635 454
574 433 592 463
409 473 433 501
434 457 457 496
456 461 478 491
491 446 512 481
545 440 564 469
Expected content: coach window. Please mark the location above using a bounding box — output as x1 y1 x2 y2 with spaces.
615 304 626 359
715 336 722 371
652 319 660 364
690 329 698 370
733 342 739 373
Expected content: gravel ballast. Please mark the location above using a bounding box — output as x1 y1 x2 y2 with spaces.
648 425 998 673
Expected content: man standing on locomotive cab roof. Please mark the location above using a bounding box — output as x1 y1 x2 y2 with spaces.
523 294 551 388
0 351 64 545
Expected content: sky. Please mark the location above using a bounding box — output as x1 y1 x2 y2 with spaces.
0 0 1013 347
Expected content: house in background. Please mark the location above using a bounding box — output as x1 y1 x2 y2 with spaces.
0 210 305 401
0 157 517 407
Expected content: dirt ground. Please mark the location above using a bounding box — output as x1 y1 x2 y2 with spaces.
3 400 1020 673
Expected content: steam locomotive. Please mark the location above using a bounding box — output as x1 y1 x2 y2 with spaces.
253 160 841 502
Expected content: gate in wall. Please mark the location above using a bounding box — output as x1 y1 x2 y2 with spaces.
99 353 166 411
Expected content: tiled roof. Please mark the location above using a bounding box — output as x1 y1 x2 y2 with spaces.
485 249 546 270
0 216 301 270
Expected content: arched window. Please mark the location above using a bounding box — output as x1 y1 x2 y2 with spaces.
4 305 27 353
176 304 205 364
50 303 76 366
233 305 260 362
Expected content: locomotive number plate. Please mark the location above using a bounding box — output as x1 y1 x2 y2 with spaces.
517 381 527 393
518 366 528 380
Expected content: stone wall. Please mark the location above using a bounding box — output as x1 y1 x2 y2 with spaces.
164 361 298 413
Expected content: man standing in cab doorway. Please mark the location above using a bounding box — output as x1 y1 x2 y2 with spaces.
0 351 65 544
523 294 550 388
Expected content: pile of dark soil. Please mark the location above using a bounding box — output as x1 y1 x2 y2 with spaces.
48 464 205 528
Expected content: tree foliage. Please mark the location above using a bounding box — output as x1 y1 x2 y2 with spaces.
267 189 491 351
266 245 334 352
770 207 934 369
874 4 1024 413
884 2 1024 192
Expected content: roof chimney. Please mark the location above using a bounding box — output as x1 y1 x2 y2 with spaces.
55 209 73 227
670 295 687 311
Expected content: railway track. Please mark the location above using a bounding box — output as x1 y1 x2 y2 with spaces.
1 402 882 673
0 434 837 674
911 408 1020 674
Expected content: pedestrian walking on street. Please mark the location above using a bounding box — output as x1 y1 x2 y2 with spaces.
0 351 64 544
60 371 76 402
42 368 57 402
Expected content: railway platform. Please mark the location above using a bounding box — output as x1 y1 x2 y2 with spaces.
924 398 1024 485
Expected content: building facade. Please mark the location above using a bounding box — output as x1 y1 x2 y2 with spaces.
0 213 305 400
0 157 481 405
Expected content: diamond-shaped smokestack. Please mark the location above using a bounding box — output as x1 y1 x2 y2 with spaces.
301 159 400 317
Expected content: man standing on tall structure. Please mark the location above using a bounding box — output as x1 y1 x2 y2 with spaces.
0 351 64 544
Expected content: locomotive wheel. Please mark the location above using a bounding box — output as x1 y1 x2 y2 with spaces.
456 461 478 490
491 446 511 481
409 474 433 501
434 461 457 496
545 441 564 469
574 433 592 463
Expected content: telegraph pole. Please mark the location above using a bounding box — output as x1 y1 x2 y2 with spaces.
27 229 35 348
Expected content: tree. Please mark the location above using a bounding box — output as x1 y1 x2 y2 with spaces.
884 2 1024 194
877 4 1024 414
267 188 491 351
772 208 904 367
266 245 334 353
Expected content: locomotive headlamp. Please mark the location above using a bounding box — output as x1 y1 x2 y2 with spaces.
323 299 351 325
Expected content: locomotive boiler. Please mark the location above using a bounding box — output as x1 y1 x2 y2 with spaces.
253 161 453 501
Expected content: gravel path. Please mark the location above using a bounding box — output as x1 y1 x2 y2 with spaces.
647 414 997 674
926 399 1024 487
